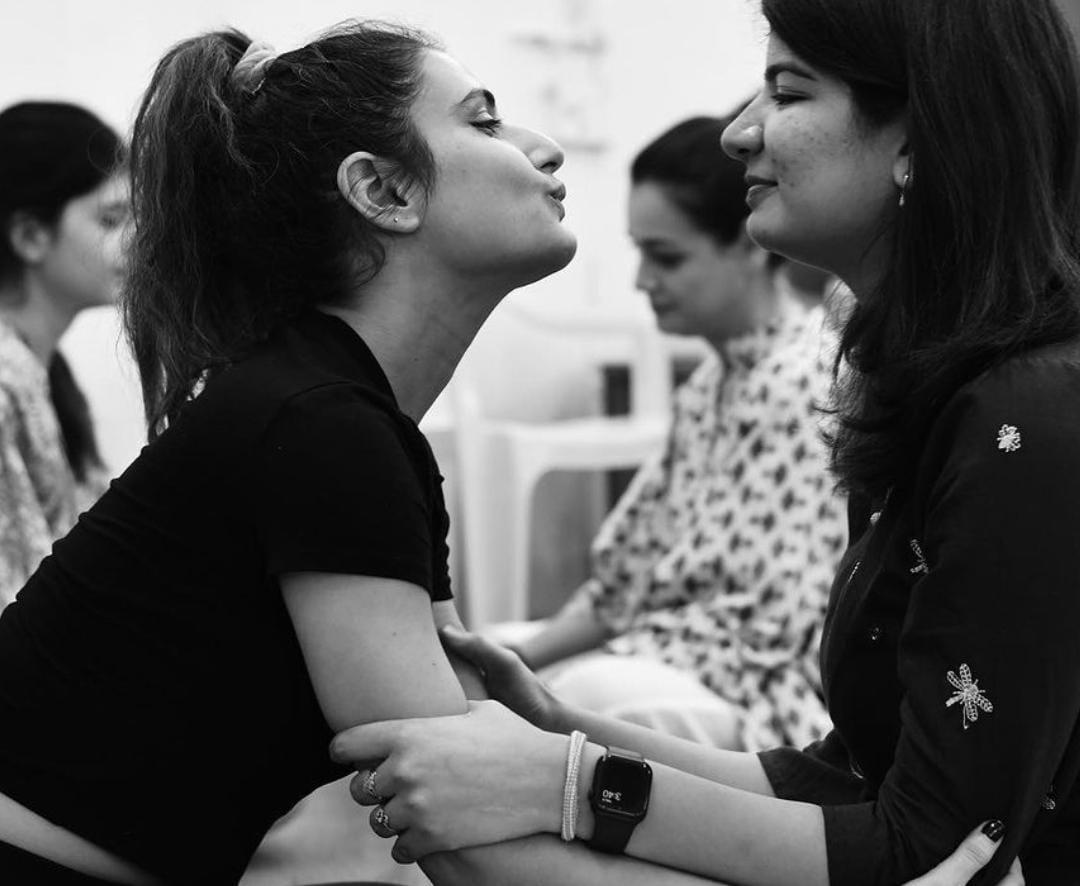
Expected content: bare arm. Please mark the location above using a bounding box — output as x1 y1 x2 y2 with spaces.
423 835 729 886
286 574 720 886
557 702 774 795
334 698 827 886
511 588 610 670
451 623 774 794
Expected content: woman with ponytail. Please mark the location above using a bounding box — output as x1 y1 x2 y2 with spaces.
0 20 576 885
0 102 128 607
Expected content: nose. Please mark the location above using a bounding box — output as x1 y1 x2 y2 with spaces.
517 125 565 174
634 258 656 294
721 96 765 161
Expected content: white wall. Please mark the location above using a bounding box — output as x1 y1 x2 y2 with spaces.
5 0 767 607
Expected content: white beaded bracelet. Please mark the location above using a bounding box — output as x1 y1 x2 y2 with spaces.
561 730 588 842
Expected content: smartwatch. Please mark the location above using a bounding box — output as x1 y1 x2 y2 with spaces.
587 746 652 854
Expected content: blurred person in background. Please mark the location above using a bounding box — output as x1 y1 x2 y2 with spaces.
0 101 128 607
504 114 846 753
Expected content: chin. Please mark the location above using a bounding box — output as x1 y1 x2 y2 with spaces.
515 233 578 288
745 225 832 276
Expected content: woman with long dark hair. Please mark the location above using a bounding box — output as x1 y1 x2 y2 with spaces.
331 1 1080 883
0 21 576 885
0 102 127 606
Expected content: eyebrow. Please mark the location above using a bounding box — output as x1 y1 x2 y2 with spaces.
455 87 497 112
764 62 818 85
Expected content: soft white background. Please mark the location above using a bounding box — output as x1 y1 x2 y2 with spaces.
2 0 767 468
7 0 1080 608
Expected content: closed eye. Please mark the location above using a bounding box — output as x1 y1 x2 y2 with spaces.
771 91 802 107
472 118 503 135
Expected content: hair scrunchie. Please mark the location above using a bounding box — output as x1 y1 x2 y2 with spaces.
232 41 277 96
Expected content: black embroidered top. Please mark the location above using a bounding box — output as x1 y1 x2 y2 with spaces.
760 338 1080 885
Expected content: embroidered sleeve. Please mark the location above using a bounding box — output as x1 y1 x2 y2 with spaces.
0 388 56 606
821 362 1080 885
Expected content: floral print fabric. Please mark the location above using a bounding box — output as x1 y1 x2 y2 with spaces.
0 319 107 606
584 301 847 751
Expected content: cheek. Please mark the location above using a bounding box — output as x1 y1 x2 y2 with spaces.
773 118 857 198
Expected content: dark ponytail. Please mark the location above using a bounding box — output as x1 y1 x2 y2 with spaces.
49 352 103 481
122 21 439 437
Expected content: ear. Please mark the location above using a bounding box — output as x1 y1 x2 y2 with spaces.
6 212 54 265
336 152 423 233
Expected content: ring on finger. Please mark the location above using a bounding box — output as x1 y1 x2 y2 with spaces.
370 804 399 838
360 769 386 804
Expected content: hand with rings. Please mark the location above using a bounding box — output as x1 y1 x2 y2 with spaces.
352 767 412 863
333 700 566 862
355 768 386 805
370 804 400 839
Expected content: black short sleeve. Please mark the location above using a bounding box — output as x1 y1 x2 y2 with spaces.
252 384 442 595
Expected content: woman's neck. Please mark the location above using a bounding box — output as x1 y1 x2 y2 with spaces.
0 276 76 364
321 264 504 423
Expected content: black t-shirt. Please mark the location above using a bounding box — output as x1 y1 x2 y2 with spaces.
0 310 452 884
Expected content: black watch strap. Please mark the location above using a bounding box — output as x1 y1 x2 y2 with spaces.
589 810 637 854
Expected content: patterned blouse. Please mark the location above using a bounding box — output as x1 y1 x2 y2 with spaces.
583 300 847 751
0 319 108 606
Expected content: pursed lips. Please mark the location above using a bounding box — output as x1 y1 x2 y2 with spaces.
547 182 567 218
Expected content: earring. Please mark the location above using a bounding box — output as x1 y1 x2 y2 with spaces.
898 172 911 208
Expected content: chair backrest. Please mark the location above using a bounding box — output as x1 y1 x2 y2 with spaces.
436 299 674 626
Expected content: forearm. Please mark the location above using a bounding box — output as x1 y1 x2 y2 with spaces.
421 834 727 886
556 703 775 795
574 743 827 886
516 590 610 669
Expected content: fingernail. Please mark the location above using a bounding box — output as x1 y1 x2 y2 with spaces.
440 624 462 635
981 820 1005 842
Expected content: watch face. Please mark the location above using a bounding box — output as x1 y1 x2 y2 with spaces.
594 755 652 817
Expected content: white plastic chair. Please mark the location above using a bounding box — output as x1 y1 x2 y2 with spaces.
449 301 671 629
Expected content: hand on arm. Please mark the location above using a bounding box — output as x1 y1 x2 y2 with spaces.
442 623 774 794
903 822 1022 886
327 618 1023 886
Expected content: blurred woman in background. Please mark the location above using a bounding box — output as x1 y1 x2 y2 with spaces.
507 114 845 753
0 101 128 606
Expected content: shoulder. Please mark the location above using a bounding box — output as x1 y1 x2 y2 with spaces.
933 339 1080 449
916 337 1080 496
268 382 404 441
180 320 399 448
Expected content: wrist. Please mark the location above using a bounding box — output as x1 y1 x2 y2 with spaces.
547 697 583 736
540 729 573 837
574 742 605 842
505 641 537 671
